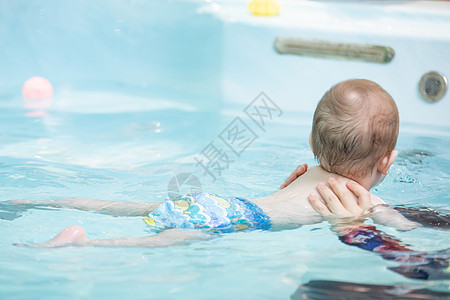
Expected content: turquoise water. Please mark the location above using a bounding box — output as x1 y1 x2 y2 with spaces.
0 90 449 299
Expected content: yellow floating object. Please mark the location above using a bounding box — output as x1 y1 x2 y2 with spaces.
248 0 280 16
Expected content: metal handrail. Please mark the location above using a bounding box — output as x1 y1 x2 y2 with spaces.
274 37 395 63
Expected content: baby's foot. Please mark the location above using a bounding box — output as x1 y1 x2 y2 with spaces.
15 225 88 248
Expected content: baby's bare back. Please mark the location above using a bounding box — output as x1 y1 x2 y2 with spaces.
253 166 420 231
253 166 362 228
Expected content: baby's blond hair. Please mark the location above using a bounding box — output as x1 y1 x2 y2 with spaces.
311 79 399 179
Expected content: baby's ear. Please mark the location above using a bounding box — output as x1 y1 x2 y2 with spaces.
378 150 398 175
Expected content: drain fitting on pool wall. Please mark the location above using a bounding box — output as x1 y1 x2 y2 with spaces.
418 71 447 103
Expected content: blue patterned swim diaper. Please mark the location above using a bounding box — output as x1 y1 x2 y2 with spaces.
143 193 271 233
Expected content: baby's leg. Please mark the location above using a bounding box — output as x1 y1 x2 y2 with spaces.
14 225 88 248
8 198 161 217
87 229 213 247
16 226 212 248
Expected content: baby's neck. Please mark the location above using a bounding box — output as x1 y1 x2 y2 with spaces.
317 165 375 191
305 165 375 191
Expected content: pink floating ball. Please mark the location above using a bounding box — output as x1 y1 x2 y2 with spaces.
22 76 54 99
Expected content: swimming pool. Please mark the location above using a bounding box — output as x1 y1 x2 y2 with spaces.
1 0 450 299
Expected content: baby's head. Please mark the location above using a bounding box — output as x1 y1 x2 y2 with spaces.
311 79 399 183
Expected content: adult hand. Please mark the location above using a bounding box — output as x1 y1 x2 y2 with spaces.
280 163 308 189
308 177 372 220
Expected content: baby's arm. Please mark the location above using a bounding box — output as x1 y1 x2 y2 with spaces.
9 198 161 217
369 197 421 231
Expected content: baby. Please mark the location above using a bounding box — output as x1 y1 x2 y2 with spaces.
14 79 418 248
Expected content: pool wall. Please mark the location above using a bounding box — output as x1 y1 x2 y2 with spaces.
214 0 450 127
1 0 449 126
0 0 223 107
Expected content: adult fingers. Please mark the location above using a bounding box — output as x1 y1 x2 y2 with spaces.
316 183 349 216
295 163 308 177
308 192 332 216
280 173 296 189
346 180 372 211
280 164 308 189
327 177 362 215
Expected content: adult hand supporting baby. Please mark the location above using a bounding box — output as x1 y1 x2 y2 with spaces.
280 163 308 189
309 178 372 221
281 164 372 222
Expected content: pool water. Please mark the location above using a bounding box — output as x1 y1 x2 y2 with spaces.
0 90 449 299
